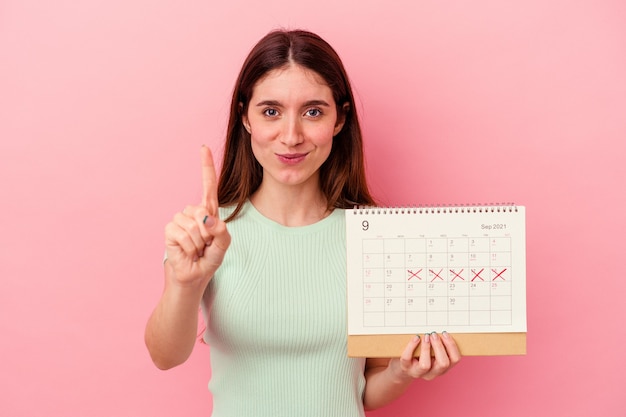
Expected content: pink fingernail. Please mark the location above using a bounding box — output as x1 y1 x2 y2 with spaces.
424 333 430 343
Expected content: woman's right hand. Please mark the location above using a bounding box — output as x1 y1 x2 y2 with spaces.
163 146 231 289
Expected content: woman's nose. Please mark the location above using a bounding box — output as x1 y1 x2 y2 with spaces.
280 117 304 146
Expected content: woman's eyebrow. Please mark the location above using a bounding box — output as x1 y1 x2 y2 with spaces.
255 100 282 107
302 100 331 107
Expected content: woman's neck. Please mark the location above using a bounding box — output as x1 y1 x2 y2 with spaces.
249 181 331 227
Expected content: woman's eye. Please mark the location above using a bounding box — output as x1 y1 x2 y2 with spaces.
305 108 322 117
263 108 278 117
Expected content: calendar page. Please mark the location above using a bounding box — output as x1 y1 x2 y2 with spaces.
346 205 526 335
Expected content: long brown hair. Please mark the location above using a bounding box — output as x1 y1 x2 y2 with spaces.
217 29 375 221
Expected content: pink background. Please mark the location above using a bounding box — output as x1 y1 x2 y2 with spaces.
2 1 625 416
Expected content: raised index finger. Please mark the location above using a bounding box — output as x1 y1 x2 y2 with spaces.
200 145 218 216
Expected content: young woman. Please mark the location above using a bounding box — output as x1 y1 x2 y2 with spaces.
145 29 460 416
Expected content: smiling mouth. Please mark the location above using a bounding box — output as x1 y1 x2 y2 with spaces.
276 153 308 164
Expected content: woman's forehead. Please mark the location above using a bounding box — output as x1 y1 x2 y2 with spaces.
251 64 331 98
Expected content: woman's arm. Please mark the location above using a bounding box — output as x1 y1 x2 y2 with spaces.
144 146 230 369
363 332 461 410
144 261 209 370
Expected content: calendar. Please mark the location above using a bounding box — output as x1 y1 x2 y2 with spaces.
346 205 526 339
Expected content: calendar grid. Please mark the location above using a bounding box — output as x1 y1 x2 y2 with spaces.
361 236 513 329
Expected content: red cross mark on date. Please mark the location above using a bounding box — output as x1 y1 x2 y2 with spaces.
407 269 422 281
471 268 485 281
492 268 508 281
429 268 444 282
450 269 465 281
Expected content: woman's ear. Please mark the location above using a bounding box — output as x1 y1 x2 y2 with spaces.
240 102 251 134
333 102 350 136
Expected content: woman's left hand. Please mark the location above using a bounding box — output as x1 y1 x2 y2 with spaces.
363 332 461 410
388 332 461 381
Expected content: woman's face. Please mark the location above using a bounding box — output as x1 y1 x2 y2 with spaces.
242 64 345 191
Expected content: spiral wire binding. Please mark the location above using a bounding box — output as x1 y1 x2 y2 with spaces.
352 203 518 215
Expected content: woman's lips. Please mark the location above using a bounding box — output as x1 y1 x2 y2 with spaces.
276 153 308 165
